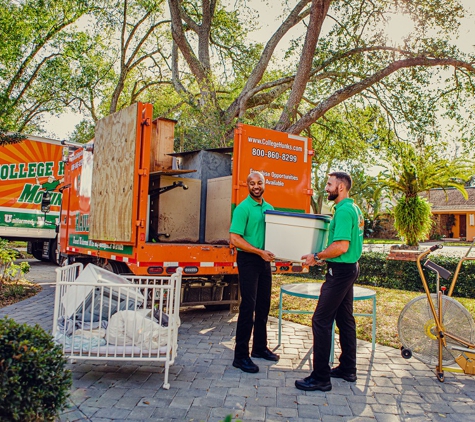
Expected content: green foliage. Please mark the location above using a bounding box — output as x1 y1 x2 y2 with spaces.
0 0 92 133
1 283 26 299
2 0 475 157
393 196 432 246
174 105 236 150
0 317 72 422
309 105 393 213
0 238 30 287
358 252 475 298
378 140 473 198
0 238 30 283
219 415 242 422
364 216 385 238
378 140 474 245
68 119 95 144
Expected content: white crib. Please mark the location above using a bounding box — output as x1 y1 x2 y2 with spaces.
53 263 182 389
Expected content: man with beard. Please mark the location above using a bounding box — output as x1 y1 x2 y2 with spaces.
296 171 364 391
229 171 279 373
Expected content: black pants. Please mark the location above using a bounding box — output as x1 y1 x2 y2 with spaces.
311 261 359 382
234 251 272 359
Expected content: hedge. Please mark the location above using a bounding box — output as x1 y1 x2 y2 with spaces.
302 252 475 299
0 317 72 421
358 252 475 298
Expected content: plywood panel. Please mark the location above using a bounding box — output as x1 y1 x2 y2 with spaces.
205 176 232 244
157 175 201 242
150 118 176 172
89 104 138 242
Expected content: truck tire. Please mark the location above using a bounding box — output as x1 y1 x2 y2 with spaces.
29 241 45 261
49 238 59 265
101 260 130 275
31 248 44 261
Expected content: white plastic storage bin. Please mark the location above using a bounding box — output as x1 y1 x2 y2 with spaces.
264 210 331 262
53 263 183 389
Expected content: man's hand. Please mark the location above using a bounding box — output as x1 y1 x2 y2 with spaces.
260 250 275 262
302 241 349 265
301 253 325 266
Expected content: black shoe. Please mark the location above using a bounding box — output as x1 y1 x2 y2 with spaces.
330 366 357 382
251 348 280 362
295 376 332 392
233 357 259 373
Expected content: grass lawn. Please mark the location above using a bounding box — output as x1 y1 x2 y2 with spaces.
270 274 475 349
363 239 399 244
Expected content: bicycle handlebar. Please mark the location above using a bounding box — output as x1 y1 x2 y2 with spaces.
416 243 443 262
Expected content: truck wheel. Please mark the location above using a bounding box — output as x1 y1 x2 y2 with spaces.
30 241 44 261
31 249 44 261
101 260 130 274
49 239 59 265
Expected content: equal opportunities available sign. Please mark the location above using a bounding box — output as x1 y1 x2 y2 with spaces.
232 123 313 213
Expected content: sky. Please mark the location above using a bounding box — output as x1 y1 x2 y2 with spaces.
42 0 475 140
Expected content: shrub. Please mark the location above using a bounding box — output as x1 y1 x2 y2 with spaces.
298 252 475 299
0 317 72 421
1 283 26 298
0 238 30 284
393 195 432 246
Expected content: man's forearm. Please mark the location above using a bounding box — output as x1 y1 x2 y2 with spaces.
229 233 275 262
230 233 262 255
317 240 349 260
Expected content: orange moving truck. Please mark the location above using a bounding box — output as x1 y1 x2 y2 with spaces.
59 102 314 309
0 135 66 263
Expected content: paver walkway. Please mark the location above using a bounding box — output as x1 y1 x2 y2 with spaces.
1 260 475 421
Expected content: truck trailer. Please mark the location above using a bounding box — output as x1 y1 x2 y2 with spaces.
0 135 66 263
58 102 314 309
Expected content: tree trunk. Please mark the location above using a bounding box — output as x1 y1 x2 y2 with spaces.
275 0 332 132
224 0 312 124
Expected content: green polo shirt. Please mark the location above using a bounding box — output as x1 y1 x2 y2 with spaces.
230 195 274 250
326 198 364 263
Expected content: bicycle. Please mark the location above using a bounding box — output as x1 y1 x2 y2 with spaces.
398 241 475 382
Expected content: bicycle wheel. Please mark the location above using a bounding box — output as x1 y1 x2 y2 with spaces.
398 294 475 366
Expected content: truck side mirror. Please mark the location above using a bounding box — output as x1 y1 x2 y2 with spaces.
41 191 51 213
61 146 70 162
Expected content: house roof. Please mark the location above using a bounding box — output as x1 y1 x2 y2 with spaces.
422 187 475 212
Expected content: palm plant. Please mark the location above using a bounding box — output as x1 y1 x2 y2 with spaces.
377 140 474 246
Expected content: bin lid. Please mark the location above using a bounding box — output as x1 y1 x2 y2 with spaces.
265 210 331 222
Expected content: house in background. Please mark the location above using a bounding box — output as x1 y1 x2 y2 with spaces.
424 187 475 241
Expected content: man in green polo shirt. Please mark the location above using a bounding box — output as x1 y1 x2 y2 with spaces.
296 171 364 392
229 171 279 373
